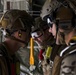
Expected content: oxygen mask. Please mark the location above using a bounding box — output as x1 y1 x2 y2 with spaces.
31 30 43 39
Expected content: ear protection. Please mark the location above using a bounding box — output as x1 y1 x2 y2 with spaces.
18 30 22 37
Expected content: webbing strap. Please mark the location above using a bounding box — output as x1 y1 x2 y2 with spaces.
59 43 76 57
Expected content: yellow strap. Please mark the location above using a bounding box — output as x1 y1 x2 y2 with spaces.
30 38 34 65
45 46 52 59
71 36 76 40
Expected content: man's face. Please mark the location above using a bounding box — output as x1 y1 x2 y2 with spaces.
18 29 31 47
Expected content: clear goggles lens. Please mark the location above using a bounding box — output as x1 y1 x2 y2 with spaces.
31 31 43 39
47 18 53 28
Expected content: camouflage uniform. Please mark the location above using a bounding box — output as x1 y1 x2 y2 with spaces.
60 51 76 75
52 41 76 75
60 41 76 75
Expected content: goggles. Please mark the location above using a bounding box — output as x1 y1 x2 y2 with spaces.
47 18 53 28
31 31 43 39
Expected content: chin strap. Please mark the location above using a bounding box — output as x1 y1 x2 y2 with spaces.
6 36 28 46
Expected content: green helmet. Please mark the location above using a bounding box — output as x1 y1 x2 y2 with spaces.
0 9 34 35
32 17 49 33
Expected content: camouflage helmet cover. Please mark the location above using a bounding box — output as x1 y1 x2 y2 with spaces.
32 17 48 33
0 9 34 34
40 0 61 19
40 0 76 19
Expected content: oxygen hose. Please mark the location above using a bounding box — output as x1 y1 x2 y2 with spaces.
30 38 34 65
29 38 35 72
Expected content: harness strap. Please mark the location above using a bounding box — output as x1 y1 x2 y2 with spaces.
60 43 76 57
51 43 76 75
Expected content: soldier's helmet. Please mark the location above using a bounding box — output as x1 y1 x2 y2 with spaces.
40 0 76 22
31 17 49 33
40 0 60 20
55 6 76 30
0 9 34 36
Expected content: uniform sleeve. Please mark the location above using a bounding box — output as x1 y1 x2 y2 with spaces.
0 64 2 75
60 52 76 75
0 56 9 75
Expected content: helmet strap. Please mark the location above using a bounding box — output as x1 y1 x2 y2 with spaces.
6 35 28 46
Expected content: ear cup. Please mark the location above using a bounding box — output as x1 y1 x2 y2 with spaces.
18 31 22 37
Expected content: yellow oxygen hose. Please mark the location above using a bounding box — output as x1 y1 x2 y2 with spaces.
29 38 36 72
30 38 34 65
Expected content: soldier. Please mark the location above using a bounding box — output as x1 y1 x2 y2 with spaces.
52 4 76 75
0 9 34 75
40 0 76 75
31 17 61 75
40 0 61 39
